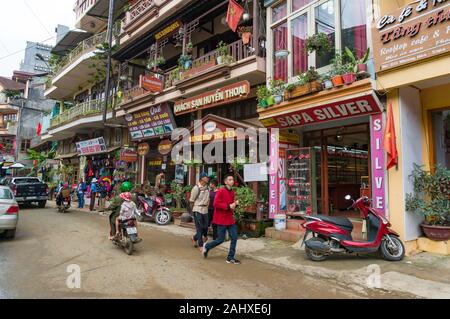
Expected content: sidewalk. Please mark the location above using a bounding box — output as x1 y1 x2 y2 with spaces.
52 201 450 299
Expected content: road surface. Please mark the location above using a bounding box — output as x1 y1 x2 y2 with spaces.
0 206 410 299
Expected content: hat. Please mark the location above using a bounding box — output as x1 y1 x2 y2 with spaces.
120 192 132 202
92 178 98 183
199 172 209 180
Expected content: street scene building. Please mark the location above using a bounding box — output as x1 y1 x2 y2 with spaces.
1 0 450 300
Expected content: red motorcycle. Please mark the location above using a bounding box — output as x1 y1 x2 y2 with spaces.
301 195 405 262
135 193 172 226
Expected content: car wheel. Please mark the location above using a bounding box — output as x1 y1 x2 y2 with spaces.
38 201 47 208
4 229 16 239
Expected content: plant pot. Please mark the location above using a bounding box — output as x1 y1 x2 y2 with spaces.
421 223 450 241
266 95 275 106
216 56 223 64
258 98 268 108
274 95 283 104
286 81 323 100
342 73 357 85
184 60 192 70
323 79 333 90
357 63 368 73
331 75 344 87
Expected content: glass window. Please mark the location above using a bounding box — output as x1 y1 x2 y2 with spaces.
292 0 314 12
272 1 288 23
315 0 336 68
341 0 367 59
0 189 13 199
291 14 309 76
273 22 288 81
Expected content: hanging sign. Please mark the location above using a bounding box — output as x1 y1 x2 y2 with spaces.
370 114 386 215
137 142 150 156
76 137 107 155
174 81 250 115
373 1 450 72
125 103 176 141
139 75 163 93
120 150 138 162
155 20 182 41
158 139 172 155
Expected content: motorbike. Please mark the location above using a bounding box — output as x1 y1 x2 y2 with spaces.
57 192 72 213
301 195 405 262
135 192 172 226
112 217 141 255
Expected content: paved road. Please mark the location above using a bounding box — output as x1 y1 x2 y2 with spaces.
0 206 408 299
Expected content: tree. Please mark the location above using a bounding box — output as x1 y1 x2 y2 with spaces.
2 89 21 99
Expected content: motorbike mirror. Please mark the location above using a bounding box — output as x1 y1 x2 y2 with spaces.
345 195 352 201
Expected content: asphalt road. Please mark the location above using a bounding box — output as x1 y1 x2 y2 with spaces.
0 206 408 299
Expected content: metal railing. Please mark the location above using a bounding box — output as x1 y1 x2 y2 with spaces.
74 0 99 21
50 98 105 128
122 0 171 29
52 31 107 78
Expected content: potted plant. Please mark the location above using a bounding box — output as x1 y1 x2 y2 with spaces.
405 164 450 241
321 73 334 90
330 53 345 87
269 79 285 104
233 186 257 224
216 41 229 64
186 41 194 54
257 85 270 108
305 32 332 56
345 46 371 74
285 67 322 99
178 54 192 70
342 62 357 85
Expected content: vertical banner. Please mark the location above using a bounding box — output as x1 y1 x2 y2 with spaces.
371 114 386 215
269 129 280 219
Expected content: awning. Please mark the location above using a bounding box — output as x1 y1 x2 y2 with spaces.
81 146 121 157
51 30 93 56
54 152 78 160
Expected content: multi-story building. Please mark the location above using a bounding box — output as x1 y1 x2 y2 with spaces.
20 41 53 74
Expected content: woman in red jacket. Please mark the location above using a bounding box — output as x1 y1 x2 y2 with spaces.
202 174 241 264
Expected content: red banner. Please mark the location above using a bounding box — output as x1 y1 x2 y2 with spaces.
226 0 244 32
140 75 163 93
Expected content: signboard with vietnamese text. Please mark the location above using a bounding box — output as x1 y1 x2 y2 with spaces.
174 81 250 115
260 93 382 129
140 75 163 93
125 103 176 141
373 1 450 72
155 20 182 41
76 137 107 155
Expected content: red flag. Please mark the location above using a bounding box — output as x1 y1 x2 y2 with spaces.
226 0 244 32
384 103 398 170
36 122 42 136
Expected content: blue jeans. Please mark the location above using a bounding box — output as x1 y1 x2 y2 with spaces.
205 224 238 260
77 192 85 208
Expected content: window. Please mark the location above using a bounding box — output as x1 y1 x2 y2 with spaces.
269 0 369 81
20 139 31 153
3 114 17 123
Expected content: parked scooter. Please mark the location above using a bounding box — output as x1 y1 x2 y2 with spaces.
112 218 141 255
135 192 172 226
301 195 405 262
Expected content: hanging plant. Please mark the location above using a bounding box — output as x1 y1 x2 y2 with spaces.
305 32 332 56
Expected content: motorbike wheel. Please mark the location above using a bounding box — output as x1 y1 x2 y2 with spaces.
304 237 328 262
123 237 134 255
380 236 405 261
155 209 172 226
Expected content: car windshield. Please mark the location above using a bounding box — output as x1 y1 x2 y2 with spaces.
13 178 40 184
0 188 13 199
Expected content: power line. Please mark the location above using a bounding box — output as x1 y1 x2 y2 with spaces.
23 0 53 37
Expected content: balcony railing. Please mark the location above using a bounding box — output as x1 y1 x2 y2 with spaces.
122 0 170 30
52 31 107 78
74 0 99 21
50 98 105 128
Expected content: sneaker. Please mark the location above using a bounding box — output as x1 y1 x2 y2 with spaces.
202 243 209 258
203 236 208 244
191 236 198 248
226 258 241 265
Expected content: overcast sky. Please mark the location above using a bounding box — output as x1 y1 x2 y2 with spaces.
0 0 75 77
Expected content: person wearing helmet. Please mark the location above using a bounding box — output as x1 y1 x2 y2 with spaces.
114 192 139 237
107 181 134 240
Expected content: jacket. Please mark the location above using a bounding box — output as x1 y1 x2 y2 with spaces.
190 183 210 215
212 187 235 226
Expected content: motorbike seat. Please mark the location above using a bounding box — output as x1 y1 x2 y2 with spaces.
314 215 354 232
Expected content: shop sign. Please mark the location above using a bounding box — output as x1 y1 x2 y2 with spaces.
373 1 450 72
139 75 163 93
279 132 300 145
188 121 247 143
174 81 251 115
268 129 280 219
155 20 182 41
158 139 172 155
76 137 107 155
137 142 150 156
125 103 176 141
120 150 138 162
260 94 382 129
370 114 386 215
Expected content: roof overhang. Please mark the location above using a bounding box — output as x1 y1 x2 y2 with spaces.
51 30 93 56
87 0 128 19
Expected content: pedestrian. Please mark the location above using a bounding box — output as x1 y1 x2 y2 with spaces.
89 178 98 212
77 179 87 209
98 181 108 212
208 179 219 240
190 172 210 250
155 170 166 194
202 174 241 264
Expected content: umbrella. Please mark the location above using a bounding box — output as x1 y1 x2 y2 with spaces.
9 163 25 169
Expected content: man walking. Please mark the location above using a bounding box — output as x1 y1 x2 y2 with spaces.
208 179 219 240
89 178 98 212
190 172 210 250
77 179 87 208
202 174 241 264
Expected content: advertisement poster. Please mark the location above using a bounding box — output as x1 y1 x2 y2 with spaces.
76 137 107 155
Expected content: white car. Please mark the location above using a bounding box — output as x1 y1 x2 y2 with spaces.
0 186 19 239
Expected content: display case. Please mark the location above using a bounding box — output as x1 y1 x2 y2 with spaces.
286 147 317 215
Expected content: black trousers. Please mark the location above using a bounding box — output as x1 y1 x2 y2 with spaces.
89 192 97 211
208 207 218 240
193 212 209 247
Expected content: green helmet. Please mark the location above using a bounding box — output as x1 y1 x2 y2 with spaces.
120 181 133 192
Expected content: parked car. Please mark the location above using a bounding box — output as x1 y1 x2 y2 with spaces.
0 186 19 239
1 177 48 208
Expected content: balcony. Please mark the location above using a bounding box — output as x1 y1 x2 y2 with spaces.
74 0 105 33
50 98 105 128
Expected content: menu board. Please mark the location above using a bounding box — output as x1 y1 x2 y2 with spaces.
125 103 176 141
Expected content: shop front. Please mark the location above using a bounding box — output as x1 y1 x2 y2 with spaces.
260 80 386 220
